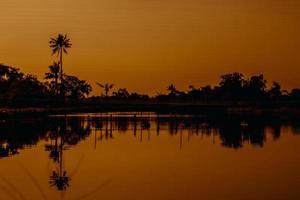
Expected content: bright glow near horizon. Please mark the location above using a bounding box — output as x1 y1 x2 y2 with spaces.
0 0 299 95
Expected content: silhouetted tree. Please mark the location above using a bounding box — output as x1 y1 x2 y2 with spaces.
96 82 114 96
0 65 48 105
167 84 181 96
244 74 267 100
45 62 60 95
49 34 72 96
219 72 245 99
7 75 47 100
187 85 202 100
290 88 300 100
63 75 92 98
268 82 282 100
113 88 130 98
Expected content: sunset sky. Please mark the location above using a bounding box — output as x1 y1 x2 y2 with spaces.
0 0 299 95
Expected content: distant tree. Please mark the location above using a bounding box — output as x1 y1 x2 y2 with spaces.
6 75 47 101
45 62 60 95
63 75 92 98
0 65 47 105
187 85 202 99
219 73 245 99
0 64 23 82
188 85 195 90
49 34 72 95
268 82 282 100
96 82 114 96
244 74 267 100
167 84 178 96
290 89 300 100
113 88 130 98
248 75 267 92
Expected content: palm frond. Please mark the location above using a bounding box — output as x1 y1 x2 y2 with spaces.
96 82 104 87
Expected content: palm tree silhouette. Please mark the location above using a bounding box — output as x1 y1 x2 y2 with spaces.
45 62 60 95
167 84 178 95
49 34 72 95
96 82 114 96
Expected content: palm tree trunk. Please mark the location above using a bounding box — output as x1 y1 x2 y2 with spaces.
60 48 63 97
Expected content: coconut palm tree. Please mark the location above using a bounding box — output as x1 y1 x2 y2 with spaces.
96 82 114 96
45 62 60 95
49 34 72 95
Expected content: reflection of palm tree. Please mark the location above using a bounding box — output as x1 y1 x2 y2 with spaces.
49 170 70 191
49 34 72 95
96 82 114 96
48 133 71 191
46 136 59 162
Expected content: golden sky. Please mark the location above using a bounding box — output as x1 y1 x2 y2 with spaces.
0 0 299 95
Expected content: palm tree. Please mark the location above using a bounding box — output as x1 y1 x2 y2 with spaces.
49 34 72 95
167 84 178 95
45 62 60 95
96 82 114 96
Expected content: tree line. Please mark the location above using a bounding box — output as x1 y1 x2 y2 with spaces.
159 73 300 102
1 34 300 107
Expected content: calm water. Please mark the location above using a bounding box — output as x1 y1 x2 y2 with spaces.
0 112 300 200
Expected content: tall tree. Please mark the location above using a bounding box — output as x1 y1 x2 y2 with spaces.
49 34 72 95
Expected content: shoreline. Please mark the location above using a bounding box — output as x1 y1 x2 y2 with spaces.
1 102 300 117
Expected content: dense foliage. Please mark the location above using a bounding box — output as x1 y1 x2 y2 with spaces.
1 64 300 107
158 72 300 102
0 64 92 106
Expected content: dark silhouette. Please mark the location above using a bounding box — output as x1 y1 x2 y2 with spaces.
63 75 92 98
45 62 60 95
2 61 300 113
167 84 178 96
49 34 72 96
243 74 267 100
96 82 114 96
219 72 244 100
113 88 130 98
0 113 299 162
269 81 282 100
0 64 48 106
1 34 300 113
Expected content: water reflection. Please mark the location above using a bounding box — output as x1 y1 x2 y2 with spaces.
45 117 91 191
0 119 47 158
0 113 300 193
1 114 300 158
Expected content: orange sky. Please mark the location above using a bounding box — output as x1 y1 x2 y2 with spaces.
0 0 299 95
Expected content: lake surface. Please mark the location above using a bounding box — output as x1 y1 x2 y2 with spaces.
0 112 300 200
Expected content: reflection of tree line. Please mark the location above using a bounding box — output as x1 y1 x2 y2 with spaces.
0 115 300 193
0 120 47 158
1 116 300 159
43 116 300 151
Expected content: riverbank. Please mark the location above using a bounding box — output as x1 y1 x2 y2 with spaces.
1 101 300 118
